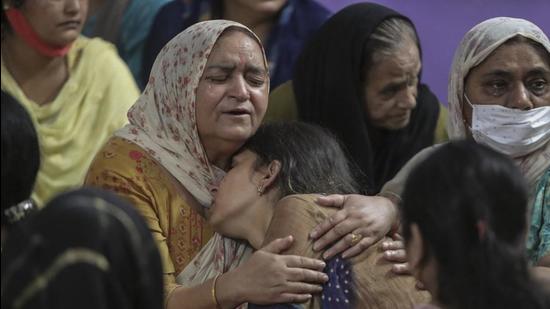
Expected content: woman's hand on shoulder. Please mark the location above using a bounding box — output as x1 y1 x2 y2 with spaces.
310 194 399 259
218 236 328 306
381 234 425 290
381 233 411 274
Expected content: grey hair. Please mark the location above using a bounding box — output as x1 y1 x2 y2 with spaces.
361 18 419 78
371 18 418 57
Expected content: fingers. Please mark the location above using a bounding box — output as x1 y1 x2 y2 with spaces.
321 230 361 259
284 281 323 294
278 293 313 304
341 236 377 259
311 211 352 249
391 233 404 241
286 266 329 284
315 194 346 208
391 262 411 275
381 240 405 251
262 235 294 254
383 249 407 263
285 255 326 271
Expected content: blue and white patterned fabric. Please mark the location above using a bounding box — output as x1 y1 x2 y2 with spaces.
321 256 354 308
248 255 354 308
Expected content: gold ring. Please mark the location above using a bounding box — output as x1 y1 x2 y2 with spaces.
350 233 361 246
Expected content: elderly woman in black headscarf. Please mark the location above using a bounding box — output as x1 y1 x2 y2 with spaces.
1 188 163 309
266 2 446 194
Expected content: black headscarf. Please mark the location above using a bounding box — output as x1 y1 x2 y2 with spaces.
293 2 440 194
1 188 163 309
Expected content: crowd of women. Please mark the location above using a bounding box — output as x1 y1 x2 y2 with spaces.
1 1 549 308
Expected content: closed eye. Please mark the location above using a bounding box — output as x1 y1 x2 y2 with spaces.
206 75 228 83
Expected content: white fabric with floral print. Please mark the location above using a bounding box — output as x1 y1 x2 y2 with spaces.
115 20 268 299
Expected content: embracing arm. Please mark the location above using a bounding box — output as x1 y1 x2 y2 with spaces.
310 146 442 260
85 149 327 308
167 236 327 309
311 195 399 259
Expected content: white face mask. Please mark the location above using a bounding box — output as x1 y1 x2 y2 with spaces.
465 95 550 158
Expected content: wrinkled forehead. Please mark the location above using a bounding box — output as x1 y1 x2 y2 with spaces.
458 17 550 79
207 27 268 71
149 20 265 81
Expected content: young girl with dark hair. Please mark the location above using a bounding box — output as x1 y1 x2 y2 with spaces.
401 140 550 309
200 121 428 308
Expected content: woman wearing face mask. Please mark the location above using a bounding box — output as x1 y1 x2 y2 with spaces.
447 17 550 269
324 17 550 279
1 0 139 206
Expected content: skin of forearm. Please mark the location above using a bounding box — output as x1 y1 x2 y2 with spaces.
376 192 401 234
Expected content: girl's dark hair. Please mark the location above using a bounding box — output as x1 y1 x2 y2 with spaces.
242 121 360 197
401 140 550 309
1 90 40 224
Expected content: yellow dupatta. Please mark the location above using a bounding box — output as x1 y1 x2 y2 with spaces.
1 36 140 206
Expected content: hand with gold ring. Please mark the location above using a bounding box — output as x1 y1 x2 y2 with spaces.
309 194 399 260
348 232 362 246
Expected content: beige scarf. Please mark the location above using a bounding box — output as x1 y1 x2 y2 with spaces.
447 17 550 189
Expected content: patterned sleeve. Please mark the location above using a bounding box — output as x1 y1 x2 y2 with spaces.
84 138 180 301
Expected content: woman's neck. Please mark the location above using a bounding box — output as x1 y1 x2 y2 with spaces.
247 194 277 250
204 139 245 170
3 35 69 105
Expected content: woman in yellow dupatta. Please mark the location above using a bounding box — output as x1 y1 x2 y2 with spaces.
1 0 139 205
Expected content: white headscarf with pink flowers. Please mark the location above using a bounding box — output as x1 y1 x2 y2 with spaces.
447 17 550 188
116 20 267 206
116 20 268 297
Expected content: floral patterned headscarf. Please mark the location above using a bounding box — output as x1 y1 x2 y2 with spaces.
447 17 550 188
116 20 267 207
116 20 267 301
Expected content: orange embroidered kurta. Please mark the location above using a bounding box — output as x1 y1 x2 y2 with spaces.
85 137 213 298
